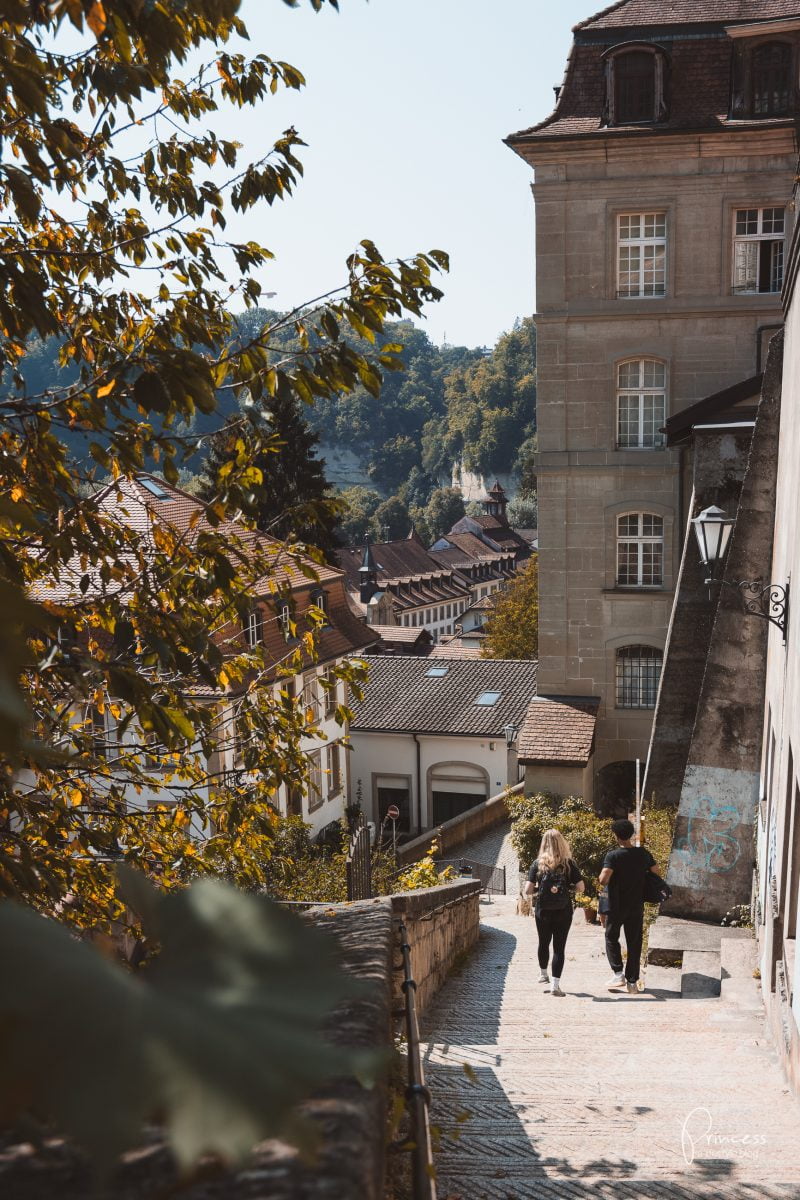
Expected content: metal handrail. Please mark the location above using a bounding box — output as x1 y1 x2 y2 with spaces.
396 919 437 1200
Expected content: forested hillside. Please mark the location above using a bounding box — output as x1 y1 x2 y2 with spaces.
11 313 537 545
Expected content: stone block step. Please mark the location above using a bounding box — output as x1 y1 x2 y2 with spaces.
643 963 682 997
681 949 721 998
720 933 762 1010
647 914 723 965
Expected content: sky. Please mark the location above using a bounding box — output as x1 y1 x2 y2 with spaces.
217 0 600 350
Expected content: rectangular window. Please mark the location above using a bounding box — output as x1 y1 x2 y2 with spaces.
616 646 662 709
303 673 320 723
322 667 337 717
617 359 666 449
617 212 667 298
733 207 785 294
244 608 262 648
617 513 664 588
307 751 323 810
278 602 292 640
327 741 342 797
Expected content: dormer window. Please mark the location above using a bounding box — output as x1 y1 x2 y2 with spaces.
731 40 795 120
605 45 667 126
753 43 792 115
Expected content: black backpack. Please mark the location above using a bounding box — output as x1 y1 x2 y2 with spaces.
643 870 672 905
535 864 572 911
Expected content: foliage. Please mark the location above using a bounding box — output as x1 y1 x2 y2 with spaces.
372 495 411 541
0 867 374 1173
720 904 754 929
507 493 538 529
509 791 674 899
394 841 456 891
198 392 342 562
424 486 466 541
481 555 538 660
261 820 454 901
336 484 384 544
0 0 447 930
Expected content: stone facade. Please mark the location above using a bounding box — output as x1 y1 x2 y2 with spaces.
507 5 797 809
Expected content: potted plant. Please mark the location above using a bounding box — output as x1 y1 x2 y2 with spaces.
574 893 598 924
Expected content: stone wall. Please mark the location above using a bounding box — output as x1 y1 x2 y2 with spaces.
0 882 481 1200
391 879 482 1016
665 333 783 922
397 785 520 866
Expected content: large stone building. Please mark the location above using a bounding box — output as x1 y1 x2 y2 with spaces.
506 0 799 809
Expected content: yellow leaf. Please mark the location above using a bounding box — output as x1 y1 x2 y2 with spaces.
97 380 116 398
69 788 82 807
86 1 107 36
10 485 23 501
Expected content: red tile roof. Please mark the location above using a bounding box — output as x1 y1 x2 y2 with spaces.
517 696 600 765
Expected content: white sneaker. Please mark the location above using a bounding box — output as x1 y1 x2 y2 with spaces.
551 984 565 996
607 973 626 990
538 970 550 983
626 980 640 994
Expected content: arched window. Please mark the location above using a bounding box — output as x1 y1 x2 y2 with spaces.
753 42 792 116
606 46 666 126
617 513 664 588
616 646 662 709
617 359 666 448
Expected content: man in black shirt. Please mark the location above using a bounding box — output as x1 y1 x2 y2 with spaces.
598 818 658 994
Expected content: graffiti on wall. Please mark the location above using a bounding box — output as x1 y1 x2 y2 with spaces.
673 796 741 874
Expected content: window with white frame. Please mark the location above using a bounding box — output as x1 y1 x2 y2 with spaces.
311 590 329 626
617 513 664 588
326 741 342 797
732 207 785 294
244 608 262 648
617 213 667 298
278 601 292 640
617 359 666 449
307 750 323 810
322 666 337 717
615 645 662 709
303 673 320 723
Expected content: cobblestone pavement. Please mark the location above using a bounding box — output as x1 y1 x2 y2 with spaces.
451 820 522 896
421 898 800 1200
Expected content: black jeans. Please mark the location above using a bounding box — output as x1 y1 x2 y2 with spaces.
535 906 573 978
605 907 644 982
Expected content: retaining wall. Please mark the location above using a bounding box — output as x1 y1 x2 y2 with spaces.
397 784 521 866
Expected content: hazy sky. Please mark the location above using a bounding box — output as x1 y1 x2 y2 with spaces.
222 0 599 349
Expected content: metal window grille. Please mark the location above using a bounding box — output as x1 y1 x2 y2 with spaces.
617 513 664 587
733 207 785 294
616 645 663 709
617 213 667 298
617 359 666 448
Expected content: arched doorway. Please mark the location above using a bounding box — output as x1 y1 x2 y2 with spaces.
427 761 490 826
595 761 637 817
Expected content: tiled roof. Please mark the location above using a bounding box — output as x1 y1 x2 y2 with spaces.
508 5 800 145
577 1 800 30
517 696 600 765
351 655 537 737
429 641 482 660
366 625 432 645
336 537 443 589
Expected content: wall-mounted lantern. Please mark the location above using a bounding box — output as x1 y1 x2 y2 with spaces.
692 504 789 640
503 722 519 750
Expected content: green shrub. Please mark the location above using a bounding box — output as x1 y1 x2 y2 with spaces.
509 791 675 897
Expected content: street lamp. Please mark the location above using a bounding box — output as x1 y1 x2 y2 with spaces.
503 722 519 749
692 504 789 640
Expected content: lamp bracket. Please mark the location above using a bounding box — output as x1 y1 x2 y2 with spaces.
712 579 790 640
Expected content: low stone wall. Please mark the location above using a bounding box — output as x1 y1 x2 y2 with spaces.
391 878 482 1017
397 784 522 866
0 882 480 1200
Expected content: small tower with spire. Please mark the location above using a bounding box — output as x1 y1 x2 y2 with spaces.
482 480 509 524
359 540 379 604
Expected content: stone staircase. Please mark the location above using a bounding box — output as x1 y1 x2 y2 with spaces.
646 915 761 1003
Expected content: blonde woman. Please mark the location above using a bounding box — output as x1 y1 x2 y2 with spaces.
523 829 585 996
